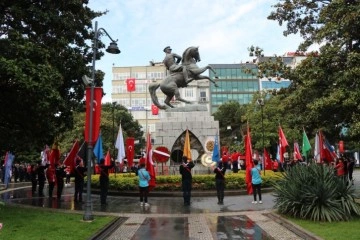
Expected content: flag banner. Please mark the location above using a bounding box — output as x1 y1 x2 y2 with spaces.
115 123 126 163
314 132 320 163
4 152 15 187
245 125 253 195
302 130 311 157
85 87 103 144
126 78 136 92
77 141 87 165
278 126 289 163
183 129 192 160
146 132 156 191
49 142 60 167
151 104 159 115
152 146 170 163
322 133 338 162
93 133 104 163
293 142 302 160
41 145 51 166
212 134 220 163
264 148 272 170
126 137 135 167
104 150 111 166
63 140 80 173
339 140 344 153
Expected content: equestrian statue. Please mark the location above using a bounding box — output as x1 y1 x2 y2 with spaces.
149 46 219 110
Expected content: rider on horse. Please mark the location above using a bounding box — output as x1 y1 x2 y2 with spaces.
163 46 192 84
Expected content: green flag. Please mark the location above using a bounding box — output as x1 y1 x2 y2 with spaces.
302 130 311 156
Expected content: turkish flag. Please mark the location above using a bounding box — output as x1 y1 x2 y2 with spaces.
339 140 344 153
263 148 272 170
126 137 135 167
245 125 253 195
63 140 79 173
85 87 103 144
126 78 136 92
151 104 159 115
104 150 111 166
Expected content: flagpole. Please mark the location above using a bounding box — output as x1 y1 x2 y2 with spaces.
84 21 120 222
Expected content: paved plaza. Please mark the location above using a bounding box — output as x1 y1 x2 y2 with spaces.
1 171 359 240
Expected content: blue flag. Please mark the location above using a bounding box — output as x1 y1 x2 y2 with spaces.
93 133 104 163
4 152 15 188
212 134 220 163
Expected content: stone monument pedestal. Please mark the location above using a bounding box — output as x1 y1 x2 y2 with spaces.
154 105 219 174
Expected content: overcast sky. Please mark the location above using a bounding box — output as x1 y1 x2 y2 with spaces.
88 0 312 102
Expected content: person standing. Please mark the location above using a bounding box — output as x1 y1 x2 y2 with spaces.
99 158 113 205
212 160 227 204
36 161 49 197
347 157 355 185
251 160 262 204
65 166 71 187
55 162 66 201
30 163 38 196
231 151 239 173
74 159 86 203
46 165 56 198
179 156 195 206
138 162 150 207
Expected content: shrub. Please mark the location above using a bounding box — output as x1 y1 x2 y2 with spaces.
272 163 360 222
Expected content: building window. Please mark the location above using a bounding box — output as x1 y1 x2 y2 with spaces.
185 88 194 98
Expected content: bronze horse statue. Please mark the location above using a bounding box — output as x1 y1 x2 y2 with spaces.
149 46 219 109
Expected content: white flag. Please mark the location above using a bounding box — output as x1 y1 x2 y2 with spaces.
115 123 126 163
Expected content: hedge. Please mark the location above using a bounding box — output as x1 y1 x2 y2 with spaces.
89 170 283 192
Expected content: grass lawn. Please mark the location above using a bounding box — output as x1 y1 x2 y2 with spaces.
0 204 115 240
287 216 360 240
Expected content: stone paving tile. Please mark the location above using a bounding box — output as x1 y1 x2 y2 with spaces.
107 215 146 240
188 215 213 240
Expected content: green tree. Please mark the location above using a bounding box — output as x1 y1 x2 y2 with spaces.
268 0 360 147
213 101 246 151
0 1 109 160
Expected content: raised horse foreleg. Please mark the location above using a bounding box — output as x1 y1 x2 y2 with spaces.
196 74 219 87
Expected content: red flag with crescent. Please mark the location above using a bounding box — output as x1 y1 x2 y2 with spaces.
85 87 103 144
126 78 136 92
151 104 159 115
126 137 135 167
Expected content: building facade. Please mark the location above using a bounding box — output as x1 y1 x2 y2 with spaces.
208 63 259 114
111 63 212 135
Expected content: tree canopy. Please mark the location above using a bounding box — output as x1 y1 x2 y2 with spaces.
267 0 360 148
0 1 109 160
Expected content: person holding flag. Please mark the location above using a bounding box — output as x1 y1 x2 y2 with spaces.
74 159 87 203
179 156 195 206
212 159 227 205
99 158 114 205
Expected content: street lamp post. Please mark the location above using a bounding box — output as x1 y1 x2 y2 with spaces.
84 21 120 221
257 98 265 176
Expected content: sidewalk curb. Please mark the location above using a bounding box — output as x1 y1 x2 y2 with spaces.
264 212 323 240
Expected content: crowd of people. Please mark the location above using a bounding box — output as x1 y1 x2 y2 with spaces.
1 148 356 209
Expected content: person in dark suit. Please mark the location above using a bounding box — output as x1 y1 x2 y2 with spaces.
74 159 86 203
99 158 114 205
55 161 66 201
212 160 227 204
37 161 49 197
179 156 195 206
